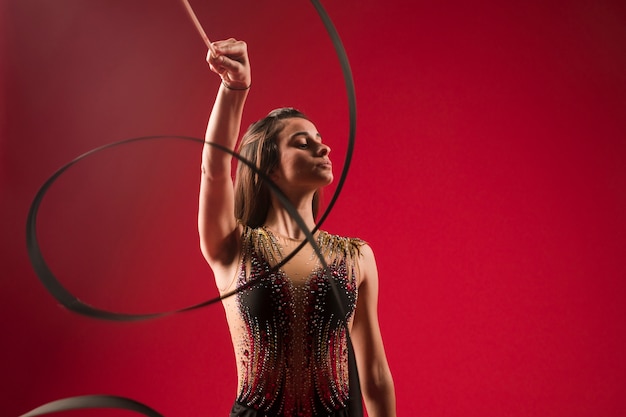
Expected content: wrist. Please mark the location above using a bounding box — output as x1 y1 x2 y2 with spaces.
222 80 251 91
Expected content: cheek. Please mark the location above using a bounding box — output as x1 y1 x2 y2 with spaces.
271 157 294 181
280 156 301 173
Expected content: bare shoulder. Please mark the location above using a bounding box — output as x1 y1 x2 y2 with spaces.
356 240 377 269
357 241 375 258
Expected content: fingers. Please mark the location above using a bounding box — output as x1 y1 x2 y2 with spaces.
205 38 251 88
206 39 247 66
209 53 241 73
212 38 246 55
206 51 225 75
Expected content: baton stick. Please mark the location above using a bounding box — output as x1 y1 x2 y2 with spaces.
180 0 216 56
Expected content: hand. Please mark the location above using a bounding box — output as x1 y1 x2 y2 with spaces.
206 38 251 90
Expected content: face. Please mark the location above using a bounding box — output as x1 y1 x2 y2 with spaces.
271 117 333 191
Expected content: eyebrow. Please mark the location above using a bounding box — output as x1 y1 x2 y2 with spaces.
289 131 322 141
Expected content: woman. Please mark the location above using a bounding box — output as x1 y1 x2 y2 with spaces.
198 38 396 417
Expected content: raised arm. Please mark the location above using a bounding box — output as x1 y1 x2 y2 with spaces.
198 39 251 283
351 244 397 417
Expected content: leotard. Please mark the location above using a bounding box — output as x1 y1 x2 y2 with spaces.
224 226 364 416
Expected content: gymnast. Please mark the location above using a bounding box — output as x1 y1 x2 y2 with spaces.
198 38 396 417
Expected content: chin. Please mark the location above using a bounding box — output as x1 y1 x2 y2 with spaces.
320 174 334 186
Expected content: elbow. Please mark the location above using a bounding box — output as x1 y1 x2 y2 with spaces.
360 364 396 416
362 367 395 399
201 149 232 180
201 162 227 181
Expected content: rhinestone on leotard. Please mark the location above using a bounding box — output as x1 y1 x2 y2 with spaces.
231 226 363 416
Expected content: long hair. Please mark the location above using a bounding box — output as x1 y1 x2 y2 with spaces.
234 107 321 228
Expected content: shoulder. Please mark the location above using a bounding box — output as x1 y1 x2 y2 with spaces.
318 230 368 257
318 231 378 283
357 243 377 272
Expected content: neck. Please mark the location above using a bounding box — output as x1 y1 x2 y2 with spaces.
264 192 317 240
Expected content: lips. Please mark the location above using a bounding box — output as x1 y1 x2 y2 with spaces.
318 159 332 168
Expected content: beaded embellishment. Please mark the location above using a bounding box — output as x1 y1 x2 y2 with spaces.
232 226 363 416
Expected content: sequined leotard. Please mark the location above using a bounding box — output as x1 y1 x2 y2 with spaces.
224 226 363 417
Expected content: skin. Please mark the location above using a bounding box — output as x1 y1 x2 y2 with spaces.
198 38 396 417
268 117 333 219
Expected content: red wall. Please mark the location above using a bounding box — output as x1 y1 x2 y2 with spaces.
2 0 626 416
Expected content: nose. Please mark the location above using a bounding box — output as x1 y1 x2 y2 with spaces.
317 143 331 156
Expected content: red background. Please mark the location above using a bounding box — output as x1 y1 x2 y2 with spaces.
2 0 626 416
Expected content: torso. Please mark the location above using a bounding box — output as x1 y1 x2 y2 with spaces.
220 226 364 416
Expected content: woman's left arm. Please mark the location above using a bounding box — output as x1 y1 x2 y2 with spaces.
351 243 397 417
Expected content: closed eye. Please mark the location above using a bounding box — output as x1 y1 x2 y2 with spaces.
290 130 323 149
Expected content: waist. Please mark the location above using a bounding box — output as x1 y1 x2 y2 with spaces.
230 401 350 417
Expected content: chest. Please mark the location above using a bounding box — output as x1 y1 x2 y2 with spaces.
236 251 358 329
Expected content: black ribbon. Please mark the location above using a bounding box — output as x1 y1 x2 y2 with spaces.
18 395 165 417
20 0 360 415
